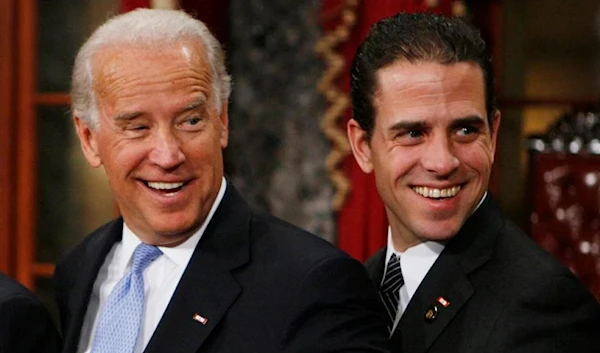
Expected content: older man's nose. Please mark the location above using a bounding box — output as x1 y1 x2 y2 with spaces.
148 132 186 170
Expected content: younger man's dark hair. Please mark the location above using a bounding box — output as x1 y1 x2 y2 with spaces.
350 12 496 140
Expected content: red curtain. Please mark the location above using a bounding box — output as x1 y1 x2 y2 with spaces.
119 0 228 45
179 0 228 45
120 0 151 12
320 0 458 262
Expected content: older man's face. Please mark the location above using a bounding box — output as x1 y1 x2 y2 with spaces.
75 40 228 246
348 61 500 251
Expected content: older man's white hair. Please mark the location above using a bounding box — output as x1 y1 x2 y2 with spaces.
71 8 231 129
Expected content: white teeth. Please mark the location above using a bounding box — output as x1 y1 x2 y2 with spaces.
147 182 184 191
412 185 461 199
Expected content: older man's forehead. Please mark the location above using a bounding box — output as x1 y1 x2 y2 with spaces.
91 39 209 73
92 41 210 89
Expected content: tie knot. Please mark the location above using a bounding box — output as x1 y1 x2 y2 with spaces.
381 254 403 293
131 243 162 273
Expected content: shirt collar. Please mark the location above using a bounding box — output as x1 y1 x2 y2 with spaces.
121 176 228 268
385 229 445 273
384 229 444 298
474 191 487 213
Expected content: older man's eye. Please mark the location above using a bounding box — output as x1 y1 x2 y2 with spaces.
124 124 148 132
179 116 205 131
187 117 201 125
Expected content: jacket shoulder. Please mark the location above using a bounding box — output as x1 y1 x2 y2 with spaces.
247 211 354 271
56 217 122 271
0 274 38 302
495 220 578 279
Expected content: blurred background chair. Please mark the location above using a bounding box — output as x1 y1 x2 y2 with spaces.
527 111 600 300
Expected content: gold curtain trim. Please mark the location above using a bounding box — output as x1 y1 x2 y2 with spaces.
315 0 359 211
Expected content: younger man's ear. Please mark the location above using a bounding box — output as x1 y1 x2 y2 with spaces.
490 110 501 160
347 118 374 174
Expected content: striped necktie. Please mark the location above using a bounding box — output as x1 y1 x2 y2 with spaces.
380 254 404 333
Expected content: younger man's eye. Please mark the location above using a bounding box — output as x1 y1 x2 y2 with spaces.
454 125 482 142
407 130 423 138
394 129 425 146
456 126 478 136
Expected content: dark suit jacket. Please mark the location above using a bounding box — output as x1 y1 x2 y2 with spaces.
0 274 61 353
55 182 389 353
366 196 600 353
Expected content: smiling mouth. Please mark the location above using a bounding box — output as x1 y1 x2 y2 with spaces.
144 181 188 193
411 185 462 199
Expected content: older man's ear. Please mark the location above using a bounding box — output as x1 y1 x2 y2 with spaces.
74 116 102 168
218 103 229 149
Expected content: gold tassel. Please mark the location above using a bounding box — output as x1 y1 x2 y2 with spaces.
315 0 359 210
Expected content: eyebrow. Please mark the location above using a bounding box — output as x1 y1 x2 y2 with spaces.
388 120 426 131
113 96 208 122
176 96 207 115
449 115 486 129
114 111 142 122
388 115 486 131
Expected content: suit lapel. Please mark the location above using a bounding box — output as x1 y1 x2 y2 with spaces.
392 254 474 353
63 219 123 353
391 196 504 353
144 183 250 353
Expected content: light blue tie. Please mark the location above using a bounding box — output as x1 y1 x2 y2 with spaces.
91 243 162 353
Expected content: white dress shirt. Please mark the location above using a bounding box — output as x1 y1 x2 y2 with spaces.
382 192 488 333
383 233 444 333
78 177 227 353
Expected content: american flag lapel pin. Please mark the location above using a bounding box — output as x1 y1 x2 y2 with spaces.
193 313 209 325
437 296 450 307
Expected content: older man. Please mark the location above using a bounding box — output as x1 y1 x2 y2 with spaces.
55 9 388 353
347 12 600 353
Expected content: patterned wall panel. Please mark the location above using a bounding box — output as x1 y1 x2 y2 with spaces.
227 0 335 241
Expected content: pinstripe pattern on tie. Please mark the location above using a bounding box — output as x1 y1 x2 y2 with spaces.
380 254 404 333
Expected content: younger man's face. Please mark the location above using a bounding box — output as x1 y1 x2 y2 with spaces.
348 60 500 251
